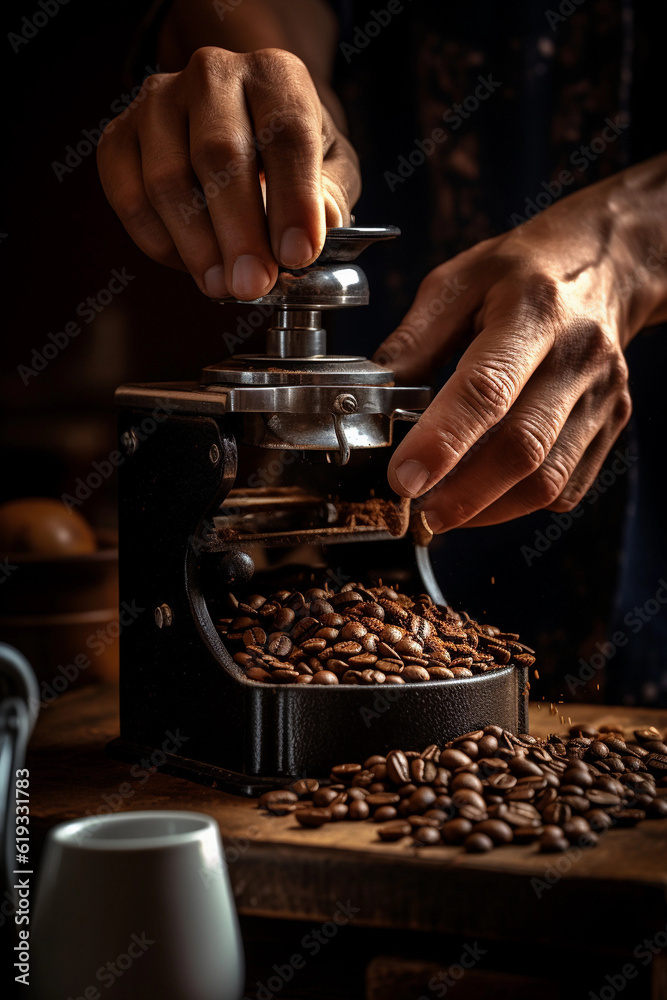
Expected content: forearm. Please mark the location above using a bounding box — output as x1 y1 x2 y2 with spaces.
157 0 348 131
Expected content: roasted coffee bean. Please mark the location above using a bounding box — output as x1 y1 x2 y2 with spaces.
428 666 455 679
407 787 437 813
309 599 334 617
258 790 298 810
272 668 299 683
348 799 370 820
317 627 341 643
386 750 410 785
296 807 333 827
379 624 404 645
376 659 404 674
302 638 327 653
366 792 400 808
246 666 274 682
561 817 591 842
472 819 513 845
319 612 345 628
513 825 543 843
401 665 429 682
333 641 363 657
348 654 379 668
312 787 339 807
414 826 441 845
539 826 569 852
339 621 368 641
331 591 363 609
331 763 362 782
243 626 267 646
464 832 494 853
291 778 319 797
440 749 472 770
311 670 339 685
586 789 622 808
351 769 376 788
441 818 473 844
374 805 398 822
267 634 293 657
486 772 517 791
452 773 484 794
377 820 412 841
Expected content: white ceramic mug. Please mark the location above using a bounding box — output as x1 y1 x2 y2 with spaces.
30 811 245 1000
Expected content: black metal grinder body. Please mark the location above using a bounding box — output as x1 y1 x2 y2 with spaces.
110 228 528 794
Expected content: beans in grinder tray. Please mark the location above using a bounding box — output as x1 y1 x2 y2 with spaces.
258 722 667 854
218 582 535 685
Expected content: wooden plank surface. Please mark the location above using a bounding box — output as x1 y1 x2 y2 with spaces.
27 684 667 955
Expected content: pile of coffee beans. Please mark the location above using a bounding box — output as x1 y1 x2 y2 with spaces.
217 582 534 684
258 723 667 852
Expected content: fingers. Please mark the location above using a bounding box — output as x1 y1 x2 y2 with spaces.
187 48 276 300
387 315 555 500
98 47 362 299
416 358 593 532
427 385 632 530
137 74 230 296
245 48 328 268
373 259 480 381
97 112 186 273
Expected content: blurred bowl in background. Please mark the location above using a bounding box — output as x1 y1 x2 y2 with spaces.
0 526 119 697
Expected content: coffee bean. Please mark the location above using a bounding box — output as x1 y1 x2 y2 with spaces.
472 819 513 845
410 758 438 784
272 668 299 683
258 790 298 810
296 807 333 827
246 666 273 682
441 818 473 844
267 633 293 657
333 641 363 657
440 749 472 770
407 787 437 813
415 826 441 845
348 799 370 820
377 820 412 841
464 832 494 853
586 789 621 808
311 670 339 685
243 626 266 646
374 806 398 822
539 826 569 852
338 621 367 641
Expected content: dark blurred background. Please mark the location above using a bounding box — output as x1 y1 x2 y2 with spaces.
1 0 665 706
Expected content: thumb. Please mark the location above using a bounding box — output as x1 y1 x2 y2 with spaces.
372 263 477 381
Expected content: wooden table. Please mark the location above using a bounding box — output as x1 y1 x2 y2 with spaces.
28 685 667 1000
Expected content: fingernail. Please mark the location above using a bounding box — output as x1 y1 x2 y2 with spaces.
279 227 314 267
204 264 228 298
393 459 430 497
424 511 444 534
232 255 271 299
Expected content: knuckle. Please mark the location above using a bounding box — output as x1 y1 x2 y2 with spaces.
523 461 570 509
548 492 581 513
140 72 171 96
187 46 229 75
143 161 192 204
192 131 249 169
249 46 307 78
460 364 518 425
501 418 553 478
613 388 633 427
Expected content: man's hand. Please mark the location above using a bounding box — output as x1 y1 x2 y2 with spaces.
97 46 360 300
377 160 667 532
